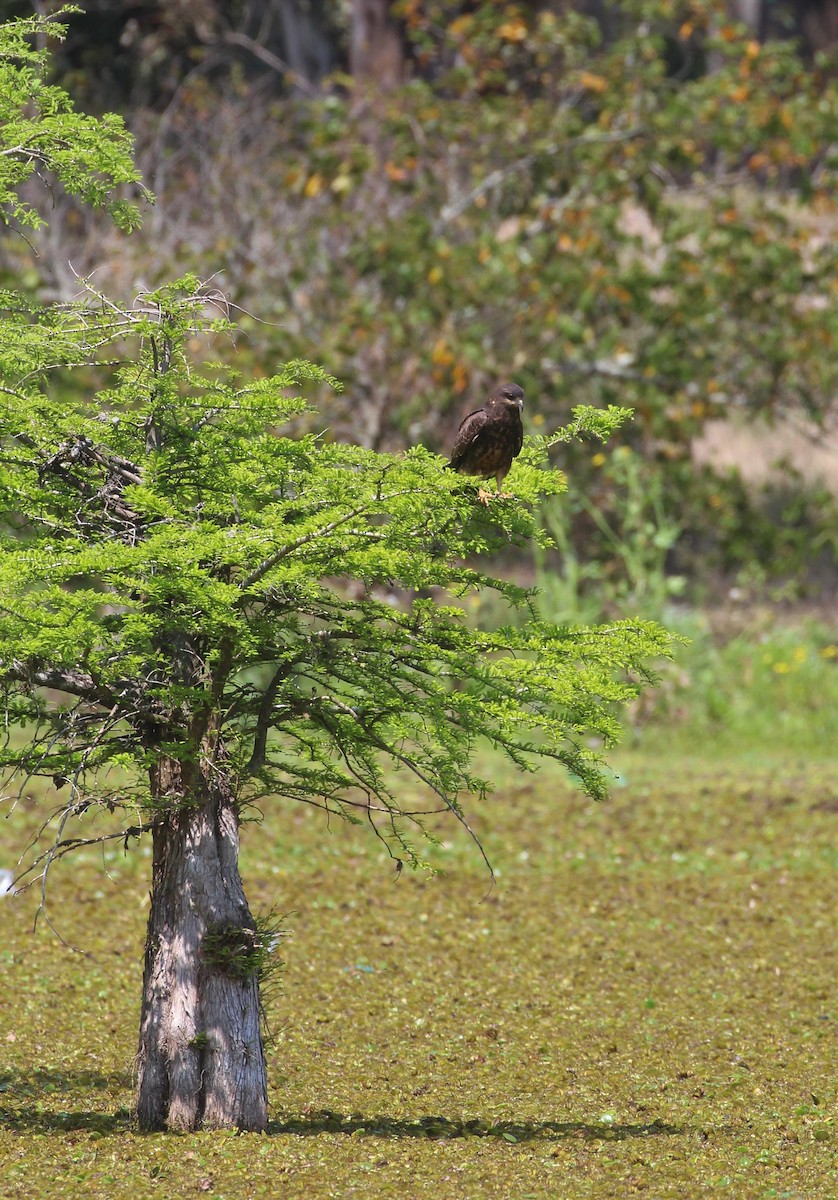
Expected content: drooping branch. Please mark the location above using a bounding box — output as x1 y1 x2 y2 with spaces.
16 823 151 892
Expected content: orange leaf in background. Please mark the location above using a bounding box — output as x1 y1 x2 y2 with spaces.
719 25 737 41
602 285 629 304
731 85 749 103
579 71 607 93
448 15 473 39
385 161 408 182
452 363 469 394
497 19 528 42
745 40 760 58
432 339 454 366
678 21 694 38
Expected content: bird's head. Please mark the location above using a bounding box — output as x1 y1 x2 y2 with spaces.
489 382 524 413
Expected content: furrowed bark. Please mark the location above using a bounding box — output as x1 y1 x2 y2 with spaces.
136 753 267 1132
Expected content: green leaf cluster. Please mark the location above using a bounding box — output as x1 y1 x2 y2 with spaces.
0 9 148 232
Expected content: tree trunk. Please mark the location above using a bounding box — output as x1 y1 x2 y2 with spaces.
350 0 404 90
136 755 267 1132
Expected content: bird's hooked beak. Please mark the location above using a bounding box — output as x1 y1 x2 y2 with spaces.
516 396 524 412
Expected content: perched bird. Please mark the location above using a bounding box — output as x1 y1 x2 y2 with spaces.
445 382 525 501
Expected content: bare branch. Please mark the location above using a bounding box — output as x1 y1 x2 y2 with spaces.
246 664 292 776
3 659 117 707
218 30 317 98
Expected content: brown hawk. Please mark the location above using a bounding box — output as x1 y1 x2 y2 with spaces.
445 382 524 500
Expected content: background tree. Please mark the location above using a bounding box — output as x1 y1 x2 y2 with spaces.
1 12 671 1132
8 0 836 603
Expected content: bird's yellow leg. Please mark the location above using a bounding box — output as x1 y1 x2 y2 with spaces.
494 471 512 500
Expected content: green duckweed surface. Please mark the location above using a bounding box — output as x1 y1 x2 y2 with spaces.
1 751 836 1198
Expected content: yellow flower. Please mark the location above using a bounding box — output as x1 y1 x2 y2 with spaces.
591 452 606 468
772 662 790 675
820 645 838 660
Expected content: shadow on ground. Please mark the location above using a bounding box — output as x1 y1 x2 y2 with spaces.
268 1110 682 1142
0 1069 133 1133
0 1107 133 1133
1 1103 682 1141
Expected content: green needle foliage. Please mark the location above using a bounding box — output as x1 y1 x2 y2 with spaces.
0 7 671 885
0 271 671 882
0 8 148 233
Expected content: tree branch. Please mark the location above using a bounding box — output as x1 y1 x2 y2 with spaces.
239 504 371 590
3 659 117 707
245 664 292 776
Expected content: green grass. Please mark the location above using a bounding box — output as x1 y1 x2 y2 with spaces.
629 613 838 756
1 742 836 1198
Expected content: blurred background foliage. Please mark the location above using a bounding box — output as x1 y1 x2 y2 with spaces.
3 0 838 623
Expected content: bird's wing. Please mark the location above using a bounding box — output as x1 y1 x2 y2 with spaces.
447 408 489 467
